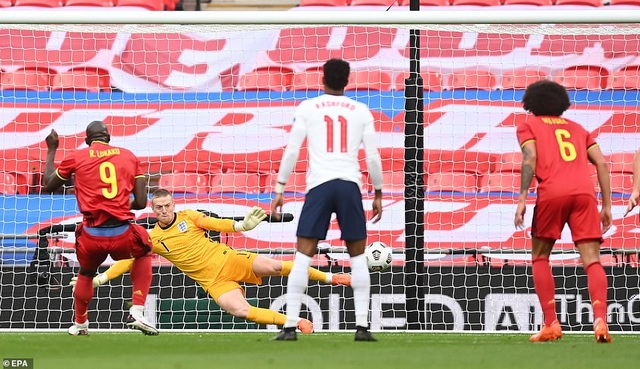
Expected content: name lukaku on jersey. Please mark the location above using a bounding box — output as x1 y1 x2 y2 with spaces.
89 148 121 158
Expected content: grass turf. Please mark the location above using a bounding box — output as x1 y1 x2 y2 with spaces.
1 332 639 369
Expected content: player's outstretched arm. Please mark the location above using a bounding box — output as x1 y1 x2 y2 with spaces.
42 129 65 193
70 259 135 288
234 206 267 232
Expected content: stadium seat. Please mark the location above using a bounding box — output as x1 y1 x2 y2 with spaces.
65 0 113 5
0 0 13 7
381 171 406 193
115 0 164 10
608 66 640 90
426 172 477 193
449 69 496 90
350 0 394 4
159 172 210 194
299 0 348 5
503 0 552 4
14 0 62 6
210 172 262 194
610 0 640 4
399 0 450 5
478 172 537 193
493 152 523 173
610 173 633 194
1 67 55 91
237 67 294 92
607 152 634 173
0 173 18 195
394 70 444 91
50 67 111 92
451 0 501 5
291 68 324 91
345 69 393 91
265 172 307 194
555 65 608 90
500 68 548 89
554 0 601 5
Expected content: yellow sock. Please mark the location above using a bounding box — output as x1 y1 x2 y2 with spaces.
246 306 286 325
280 261 328 283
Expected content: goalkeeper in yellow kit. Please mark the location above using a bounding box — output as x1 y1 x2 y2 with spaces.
73 188 351 334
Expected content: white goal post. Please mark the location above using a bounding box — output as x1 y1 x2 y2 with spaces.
0 9 639 334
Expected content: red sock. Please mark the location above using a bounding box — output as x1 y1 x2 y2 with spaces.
532 257 557 326
584 261 608 322
129 254 152 306
74 274 94 324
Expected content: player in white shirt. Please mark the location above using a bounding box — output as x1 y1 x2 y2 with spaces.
271 59 384 341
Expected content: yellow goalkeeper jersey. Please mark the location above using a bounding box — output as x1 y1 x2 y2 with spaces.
149 209 236 291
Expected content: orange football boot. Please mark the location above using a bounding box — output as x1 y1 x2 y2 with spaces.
530 320 563 342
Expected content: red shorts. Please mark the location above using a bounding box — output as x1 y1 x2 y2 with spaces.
75 223 152 270
531 194 602 244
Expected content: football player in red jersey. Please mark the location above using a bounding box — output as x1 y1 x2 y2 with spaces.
43 121 158 336
514 81 612 343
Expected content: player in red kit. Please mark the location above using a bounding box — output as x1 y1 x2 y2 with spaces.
514 81 612 343
43 121 158 336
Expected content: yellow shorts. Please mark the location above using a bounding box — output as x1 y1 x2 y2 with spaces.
206 249 262 302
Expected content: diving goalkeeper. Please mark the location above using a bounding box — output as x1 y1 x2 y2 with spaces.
73 188 351 334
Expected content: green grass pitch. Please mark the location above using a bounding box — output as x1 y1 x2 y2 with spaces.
1 332 639 369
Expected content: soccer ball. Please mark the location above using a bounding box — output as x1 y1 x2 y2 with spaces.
365 241 393 272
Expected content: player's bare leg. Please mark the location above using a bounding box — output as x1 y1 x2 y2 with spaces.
252 255 351 286
576 240 611 343
529 237 563 342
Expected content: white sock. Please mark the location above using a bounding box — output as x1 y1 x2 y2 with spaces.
129 304 145 319
284 252 312 328
350 253 371 328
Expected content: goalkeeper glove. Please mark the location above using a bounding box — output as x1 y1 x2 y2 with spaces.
234 206 267 232
69 273 109 289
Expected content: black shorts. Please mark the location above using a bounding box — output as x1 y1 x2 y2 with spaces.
296 179 367 241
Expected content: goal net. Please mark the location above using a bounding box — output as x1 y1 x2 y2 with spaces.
1 9 639 333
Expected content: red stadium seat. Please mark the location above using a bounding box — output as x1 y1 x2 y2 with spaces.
115 0 164 10
449 69 496 90
501 68 548 89
452 0 501 5
555 0 601 5
291 68 324 91
1 67 55 91
607 152 635 174
426 172 477 193
237 67 294 92
479 172 537 193
399 0 450 5
50 67 111 92
493 152 523 173
0 0 13 7
345 69 393 91
14 0 62 6
65 0 113 5
394 70 444 91
0 173 18 195
503 0 552 4
265 172 307 194
351 0 394 4
299 0 348 5
608 66 640 90
158 172 210 194
210 172 262 194
555 65 608 90
610 0 640 4
381 171 406 193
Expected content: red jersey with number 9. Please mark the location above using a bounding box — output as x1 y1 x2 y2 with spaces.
55 141 144 227
516 115 598 200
